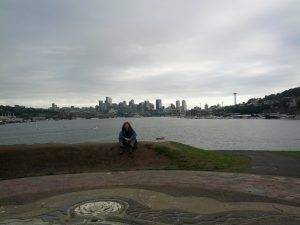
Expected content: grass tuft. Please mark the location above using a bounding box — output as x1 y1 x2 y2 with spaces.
153 141 250 172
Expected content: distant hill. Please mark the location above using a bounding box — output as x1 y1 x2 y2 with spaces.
222 87 300 115
264 87 300 101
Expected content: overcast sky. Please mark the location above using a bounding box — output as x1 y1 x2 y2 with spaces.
0 0 299 108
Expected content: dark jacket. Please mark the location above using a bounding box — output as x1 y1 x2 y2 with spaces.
119 128 137 141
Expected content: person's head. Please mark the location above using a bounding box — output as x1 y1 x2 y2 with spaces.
122 121 132 131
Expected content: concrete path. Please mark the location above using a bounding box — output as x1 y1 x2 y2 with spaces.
0 171 300 225
1 170 299 204
221 150 300 178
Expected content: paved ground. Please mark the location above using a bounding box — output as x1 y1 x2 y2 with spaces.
0 170 300 224
221 151 300 178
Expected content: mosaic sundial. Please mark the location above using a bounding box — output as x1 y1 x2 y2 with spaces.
0 188 299 225
73 200 125 217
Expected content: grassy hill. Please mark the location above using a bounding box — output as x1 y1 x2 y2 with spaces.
0 142 250 180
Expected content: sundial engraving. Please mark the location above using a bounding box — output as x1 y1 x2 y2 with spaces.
73 200 125 217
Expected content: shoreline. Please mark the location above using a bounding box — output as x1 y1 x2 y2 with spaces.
1 139 300 151
1 115 299 125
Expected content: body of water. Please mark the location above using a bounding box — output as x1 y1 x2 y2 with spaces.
0 117 299 150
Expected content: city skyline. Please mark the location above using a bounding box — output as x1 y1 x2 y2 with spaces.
52 97 190 110
1 86 299 122
0 88 295 110
1 0 300 108
15 92 240 110
0 95 242 109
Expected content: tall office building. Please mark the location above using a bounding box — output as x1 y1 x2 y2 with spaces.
182 100 187 111
156 99 162 110
175 100 181 109
144 100 153 111
105 97 112 105
129 99 135 108
50 103 59 111
98 100 105 112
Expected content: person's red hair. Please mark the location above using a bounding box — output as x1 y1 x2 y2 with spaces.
122 121 132 130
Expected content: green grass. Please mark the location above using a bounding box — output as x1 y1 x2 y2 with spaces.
0 141 252 180
152 141 250 172
1 142 298 180
287 151 300 159
276 150 300 159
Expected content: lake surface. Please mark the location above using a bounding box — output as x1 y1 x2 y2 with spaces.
0 117 299 150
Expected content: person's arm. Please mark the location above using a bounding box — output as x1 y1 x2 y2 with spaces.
130 129 137 140
119 131 124 141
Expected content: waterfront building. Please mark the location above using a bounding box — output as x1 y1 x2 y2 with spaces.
144 100 154 112
104 97 112 111
50 103 59 111
156 99 162 110
176 100 181 109
105 97 112 105
182 100 187 111
129 99 135 108
98 100 105 112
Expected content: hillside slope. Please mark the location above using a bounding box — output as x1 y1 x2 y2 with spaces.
0 142 249 180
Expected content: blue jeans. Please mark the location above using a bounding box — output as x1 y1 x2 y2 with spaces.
119 138 137 148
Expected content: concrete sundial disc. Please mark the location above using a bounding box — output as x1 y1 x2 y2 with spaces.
73 200 125 217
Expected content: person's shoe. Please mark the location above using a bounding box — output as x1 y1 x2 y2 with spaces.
129 148 134 154
119 149 124 155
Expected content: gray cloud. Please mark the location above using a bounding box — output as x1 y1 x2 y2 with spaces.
0 0 299 108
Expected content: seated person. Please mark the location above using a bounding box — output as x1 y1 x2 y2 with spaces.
118 122 137 154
